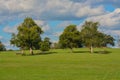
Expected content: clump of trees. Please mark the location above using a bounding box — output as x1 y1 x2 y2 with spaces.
59 21 114 53
80 21 114 53
10 17 115 54
0 41 6 51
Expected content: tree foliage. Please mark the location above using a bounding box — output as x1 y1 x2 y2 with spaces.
40 37 51 52
80 21 114 53
0 41 6 51
10 17 43 54
59 25 82 52
97 33 114 47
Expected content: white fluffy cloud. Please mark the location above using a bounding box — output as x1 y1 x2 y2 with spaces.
3 26 17 33
0 36 3 40
57 21 72 28
53 32 62 37
0 0 108 24
35 20 50 32
70 0 120 7
111 30 120 36
75 5 105 17
0 0 120 24
87 8 120 29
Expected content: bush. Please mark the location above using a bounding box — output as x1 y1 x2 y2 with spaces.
40 41 50 52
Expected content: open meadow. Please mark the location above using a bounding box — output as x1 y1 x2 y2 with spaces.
0 48 120 80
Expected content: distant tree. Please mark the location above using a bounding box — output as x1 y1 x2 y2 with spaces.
40 37 51 52
117 36 120 48
118 39 120 48
59 25 82 52
0 41 6 51
44 37 51 46
10 17 43 55
51 42 60 49
80 21 114 53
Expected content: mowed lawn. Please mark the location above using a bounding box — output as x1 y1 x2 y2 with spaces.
0 48 120 80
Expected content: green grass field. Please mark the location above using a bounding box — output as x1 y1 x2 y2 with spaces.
0 48 120 80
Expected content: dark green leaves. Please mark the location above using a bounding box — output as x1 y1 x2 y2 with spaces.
10 17 43 51
59 25 82 50
0 41 6 51
40 37 51 52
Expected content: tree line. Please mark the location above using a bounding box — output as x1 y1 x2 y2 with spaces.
0 17 115 54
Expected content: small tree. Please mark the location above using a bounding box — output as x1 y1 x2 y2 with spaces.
40 37 50 53
117 36 120 48
0 41 6 51
51 42 60 49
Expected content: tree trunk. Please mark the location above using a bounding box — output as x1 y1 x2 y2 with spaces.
30 47 33 55
90 45 93 53
70 48 73 53
21 49 24 54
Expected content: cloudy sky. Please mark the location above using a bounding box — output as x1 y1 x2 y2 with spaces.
0 0 120 49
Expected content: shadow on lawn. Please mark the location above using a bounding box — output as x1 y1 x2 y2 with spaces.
94 51 111 54
73 51 90 53
73 51 111 54
22 52 57 56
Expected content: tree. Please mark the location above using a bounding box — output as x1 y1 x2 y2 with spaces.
10 17 43 55
40 37 51 52
80 21 99 53
0 41 6 51
80 21 114 53
117 36 120 48
44 37 51 45
59 25 82 52
51 42 60 49
101 34 114 47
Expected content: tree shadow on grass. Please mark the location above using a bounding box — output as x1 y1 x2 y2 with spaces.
94 51 111 54
73 51 90 53
73 51 111 54
22 51 57 56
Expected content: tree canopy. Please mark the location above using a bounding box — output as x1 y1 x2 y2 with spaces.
59 25 82 52
40 37 51 52
80 21 114 53
10 17 43 54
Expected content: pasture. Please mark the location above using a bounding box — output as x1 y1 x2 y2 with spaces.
0 48 120 80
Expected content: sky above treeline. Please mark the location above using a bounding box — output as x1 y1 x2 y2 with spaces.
0 0 120 50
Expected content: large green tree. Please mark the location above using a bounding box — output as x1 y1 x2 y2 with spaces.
10 17 43 55
59 25 82 52
80 21 99 53
81 21 114 53
0 41 6 51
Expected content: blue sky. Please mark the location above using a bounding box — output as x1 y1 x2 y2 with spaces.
0 0 120 50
